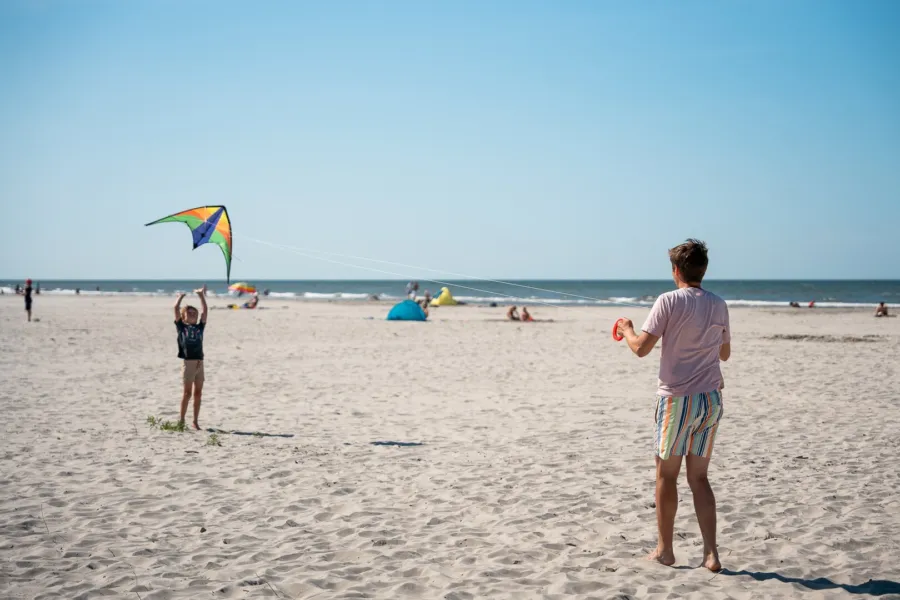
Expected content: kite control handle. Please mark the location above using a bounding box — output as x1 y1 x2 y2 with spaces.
612 319 624 342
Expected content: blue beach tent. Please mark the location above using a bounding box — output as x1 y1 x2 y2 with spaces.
386 299 427 321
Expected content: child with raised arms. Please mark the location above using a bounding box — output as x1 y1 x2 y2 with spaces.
174 286 208 430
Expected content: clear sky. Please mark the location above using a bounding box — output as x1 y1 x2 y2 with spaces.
1 0 898 281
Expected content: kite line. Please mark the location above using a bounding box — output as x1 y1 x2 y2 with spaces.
239 234 648 310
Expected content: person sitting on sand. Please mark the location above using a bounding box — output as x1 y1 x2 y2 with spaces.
417 298 430 318
789 301 800 308
616 239 729 572
506 306 520 321
226 293 259 310
174 286 208 430
875 302 889 317
521 307 534 322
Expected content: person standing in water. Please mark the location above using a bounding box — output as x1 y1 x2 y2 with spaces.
24 278 33 321
616 239 730 572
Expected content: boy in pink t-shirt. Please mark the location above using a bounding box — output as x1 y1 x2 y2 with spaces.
617 239 731 572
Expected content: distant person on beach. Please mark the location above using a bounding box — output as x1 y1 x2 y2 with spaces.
24 279 33 321
789 301 800 308
506 306 520 321
521 307 534 322
174 285 208 430
406 281 419 300
875 302 889 317
616 239 729 572
226 292 259 310
423 289 432 306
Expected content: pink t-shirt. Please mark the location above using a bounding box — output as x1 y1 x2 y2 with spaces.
642 287 730 397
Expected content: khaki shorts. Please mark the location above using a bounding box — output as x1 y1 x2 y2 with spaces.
182 360 205 384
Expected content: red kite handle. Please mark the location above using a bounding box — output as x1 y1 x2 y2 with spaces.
612 319 624 342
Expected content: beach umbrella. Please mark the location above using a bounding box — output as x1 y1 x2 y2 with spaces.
229 282 256 294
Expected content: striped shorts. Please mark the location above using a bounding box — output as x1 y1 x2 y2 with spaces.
654 390 723 460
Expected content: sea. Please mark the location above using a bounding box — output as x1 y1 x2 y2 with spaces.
2 280 898 308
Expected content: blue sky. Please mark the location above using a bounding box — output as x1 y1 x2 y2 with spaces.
1 0 898 281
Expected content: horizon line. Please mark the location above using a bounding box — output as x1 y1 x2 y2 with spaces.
3 277 899 283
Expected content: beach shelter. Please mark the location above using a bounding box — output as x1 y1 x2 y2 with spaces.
386 299 428 321
430 287 458 306
229 282 256 294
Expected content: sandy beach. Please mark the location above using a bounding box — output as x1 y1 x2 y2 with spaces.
1 295 898 600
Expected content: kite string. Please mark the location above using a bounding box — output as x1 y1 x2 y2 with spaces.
242 235 630 305
176 212 645 309
237 234 648 310
243 237 575 311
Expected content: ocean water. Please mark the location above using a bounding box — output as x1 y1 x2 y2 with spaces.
2 280 898 308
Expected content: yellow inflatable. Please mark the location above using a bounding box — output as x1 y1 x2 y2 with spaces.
430 286 458 306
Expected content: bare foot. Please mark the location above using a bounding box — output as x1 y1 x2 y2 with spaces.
702 552 721 572
646 548 676 566
192 421 201 430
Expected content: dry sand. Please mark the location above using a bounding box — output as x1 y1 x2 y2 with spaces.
1 295 899 599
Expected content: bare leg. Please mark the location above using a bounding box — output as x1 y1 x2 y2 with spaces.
647 455 682 566
686 454 721 571
179 382 192 424
27 309 31 322
192 381 203 430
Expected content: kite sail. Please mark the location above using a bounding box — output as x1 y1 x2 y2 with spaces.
145 205 233 283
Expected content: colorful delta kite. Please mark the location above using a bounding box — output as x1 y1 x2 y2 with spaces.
145 206 233 282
